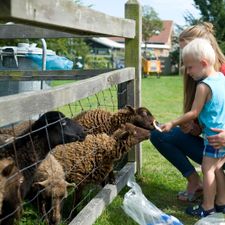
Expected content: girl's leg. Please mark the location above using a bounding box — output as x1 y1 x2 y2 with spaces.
150 127 204 194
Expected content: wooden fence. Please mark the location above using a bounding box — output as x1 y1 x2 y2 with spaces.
0 0 142 224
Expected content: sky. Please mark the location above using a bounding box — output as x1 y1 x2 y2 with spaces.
81 0 200 26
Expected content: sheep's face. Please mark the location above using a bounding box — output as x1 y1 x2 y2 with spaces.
0 157 22 215
49 117 87 145
132 107 157 131
31 111 87 148
0 158 15 214
34 179 74 225
114 123 150 147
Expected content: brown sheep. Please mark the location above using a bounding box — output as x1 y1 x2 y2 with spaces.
52 123 150 212
73 105 156 135
0 120 34 137
0 157 23 225
0 111 86 225
31 154 74 225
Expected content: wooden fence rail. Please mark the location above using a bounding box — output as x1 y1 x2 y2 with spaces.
0 0 142 224
0 68 135 127
0 0 135 38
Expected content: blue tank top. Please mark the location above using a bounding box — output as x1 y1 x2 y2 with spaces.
198 72 225 144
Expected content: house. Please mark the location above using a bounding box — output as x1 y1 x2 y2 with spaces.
146 20 173 58
87 20 174 73
109 20 174 74
110 20 174 58
85 37 124 69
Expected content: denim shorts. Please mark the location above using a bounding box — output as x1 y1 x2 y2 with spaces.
203 145 225 158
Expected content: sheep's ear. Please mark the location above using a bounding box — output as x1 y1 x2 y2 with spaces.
2 161 14 177
125 105 135 113
66 181 76 188
19 176 24 184
33 180 48 188
120 131 129 140
140 109 148 117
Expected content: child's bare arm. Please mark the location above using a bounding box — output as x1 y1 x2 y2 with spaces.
161 83 210 132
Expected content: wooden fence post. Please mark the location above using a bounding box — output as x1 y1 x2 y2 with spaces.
125 0 142 175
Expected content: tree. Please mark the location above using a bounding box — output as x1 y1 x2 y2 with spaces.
184 0 225 52
142 6 163 55
193 0 225 41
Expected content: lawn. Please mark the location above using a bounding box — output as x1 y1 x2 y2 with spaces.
93 75 200 225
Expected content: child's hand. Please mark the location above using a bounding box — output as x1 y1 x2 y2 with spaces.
161 122 173 132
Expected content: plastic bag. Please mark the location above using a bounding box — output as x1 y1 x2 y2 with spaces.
194 213 225 225
26 54 73 70
122 176 183 225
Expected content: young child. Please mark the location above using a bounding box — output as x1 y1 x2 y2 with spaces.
161 38 225 217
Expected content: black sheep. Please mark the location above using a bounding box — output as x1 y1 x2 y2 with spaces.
0 111 86 225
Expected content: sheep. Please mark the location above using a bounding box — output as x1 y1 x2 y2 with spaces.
0 120 34 137
52 123 150 212
30 154 75 225
73 105 156 135
0 157 23 225
0 134 14 145
74 105 156 172
0 111 86 225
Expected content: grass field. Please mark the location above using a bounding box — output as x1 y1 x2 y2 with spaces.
93 76 200 225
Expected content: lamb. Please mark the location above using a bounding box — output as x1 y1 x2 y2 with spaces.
31 154 74 225
52 123 150 211
73 105 156 135
0 111 86 225
0 157 23 225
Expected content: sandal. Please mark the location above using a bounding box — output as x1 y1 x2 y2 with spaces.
215 204 225 213
185 205 215 217
177 190 202 202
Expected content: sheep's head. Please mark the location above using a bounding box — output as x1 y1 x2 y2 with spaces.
124 105 158 131
0 157 23 215
0 158 14 214
34 179 75 225
30 111 87 148
113 123 150 154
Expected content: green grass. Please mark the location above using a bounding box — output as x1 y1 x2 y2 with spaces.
94 76 199 225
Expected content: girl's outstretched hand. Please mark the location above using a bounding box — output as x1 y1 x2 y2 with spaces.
160 122 173 132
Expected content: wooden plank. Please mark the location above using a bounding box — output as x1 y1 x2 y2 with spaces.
0 69 115 81
125 0 142 108
0 0 135 38
0 24 112 39
125 0 142 175
0 68 135 127
69 162 135 225
0 24 83 39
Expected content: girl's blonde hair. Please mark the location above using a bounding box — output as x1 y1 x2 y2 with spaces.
179 22 225 112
